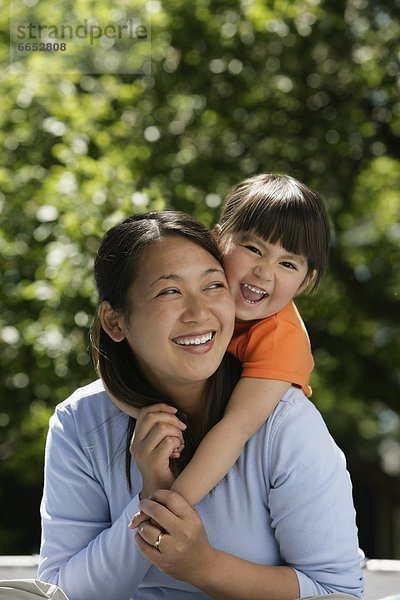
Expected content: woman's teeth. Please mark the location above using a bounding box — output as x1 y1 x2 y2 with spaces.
175 332 213 346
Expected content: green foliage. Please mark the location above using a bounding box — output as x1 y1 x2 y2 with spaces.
1 0 399 555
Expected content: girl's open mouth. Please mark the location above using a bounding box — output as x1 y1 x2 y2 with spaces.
240 283 269 304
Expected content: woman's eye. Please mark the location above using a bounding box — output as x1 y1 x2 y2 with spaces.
206 281 226 290
157 288 180 297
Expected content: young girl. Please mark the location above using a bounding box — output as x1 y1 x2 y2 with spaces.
130 173 330 517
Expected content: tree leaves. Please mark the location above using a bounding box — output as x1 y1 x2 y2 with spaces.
1 0 399 555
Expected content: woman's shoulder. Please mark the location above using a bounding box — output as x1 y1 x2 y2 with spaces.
245 386 347 489
273 385 323 419
252 386 334 452
56 378 107 409
51 379 121 430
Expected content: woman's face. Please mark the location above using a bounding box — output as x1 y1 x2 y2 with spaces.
120 235 235 400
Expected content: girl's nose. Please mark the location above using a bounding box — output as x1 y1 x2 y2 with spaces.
253 263 273 280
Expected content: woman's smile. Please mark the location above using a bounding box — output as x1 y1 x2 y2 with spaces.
119 235 235 400
172 330 215 349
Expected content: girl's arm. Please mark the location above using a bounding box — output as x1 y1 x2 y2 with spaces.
171 377 290 505
136 390 364 598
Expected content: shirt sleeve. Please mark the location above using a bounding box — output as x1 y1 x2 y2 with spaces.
266 389 364 597
38 406 150 600
239 317 314 393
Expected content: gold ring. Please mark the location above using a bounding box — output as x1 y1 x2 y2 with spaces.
153 531 165 551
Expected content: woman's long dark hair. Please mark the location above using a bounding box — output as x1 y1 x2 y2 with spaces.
90 211 241 490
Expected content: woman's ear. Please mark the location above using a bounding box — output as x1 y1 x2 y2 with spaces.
99 301 126 342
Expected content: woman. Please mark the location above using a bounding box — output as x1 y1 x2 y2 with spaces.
38 211 363 599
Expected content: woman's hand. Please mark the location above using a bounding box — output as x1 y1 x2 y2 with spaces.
135 491 300 600
135 490 215 583
130 404 187 499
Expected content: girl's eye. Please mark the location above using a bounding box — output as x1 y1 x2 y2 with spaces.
244 245 262 256
281 261 297 270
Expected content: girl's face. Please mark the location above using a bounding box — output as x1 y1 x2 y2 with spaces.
120 236 235 401
222 232 314 322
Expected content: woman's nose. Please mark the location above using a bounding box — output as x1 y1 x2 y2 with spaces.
181 294 209 322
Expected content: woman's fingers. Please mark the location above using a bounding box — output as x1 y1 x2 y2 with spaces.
129 510 148 529
170 443 184 459
130 410 186 465
138 422 184 453
139 490 191 532
134 490 212 583
135 526 168 557
150 489 191 517
132 409 186 445
136 519 166 546
139 403 180 416
130 406 187 499
131 427 184 465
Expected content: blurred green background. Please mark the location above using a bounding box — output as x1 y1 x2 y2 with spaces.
1 0 399 559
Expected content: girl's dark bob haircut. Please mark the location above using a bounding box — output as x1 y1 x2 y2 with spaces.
219 173 331 292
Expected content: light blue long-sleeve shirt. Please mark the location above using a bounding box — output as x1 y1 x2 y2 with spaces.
39 380 364 599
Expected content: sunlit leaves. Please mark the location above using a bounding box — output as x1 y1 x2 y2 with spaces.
0 0 399 553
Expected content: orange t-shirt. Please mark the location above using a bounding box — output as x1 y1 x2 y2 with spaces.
228 301 313 397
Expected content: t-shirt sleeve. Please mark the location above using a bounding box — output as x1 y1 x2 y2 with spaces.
38 405 150 600
236 317 314 393
266 390 364 597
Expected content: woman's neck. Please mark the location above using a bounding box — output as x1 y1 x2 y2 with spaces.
166 382 206 420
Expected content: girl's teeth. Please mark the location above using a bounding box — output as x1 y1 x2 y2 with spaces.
243 283 265 295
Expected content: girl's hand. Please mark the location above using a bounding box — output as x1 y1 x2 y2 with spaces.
135 490 215 583
130 404 187 499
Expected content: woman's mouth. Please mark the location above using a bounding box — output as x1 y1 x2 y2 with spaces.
172 331 215 347
240 283 269 304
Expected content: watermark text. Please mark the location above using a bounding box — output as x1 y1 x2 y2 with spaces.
16 19 148 46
